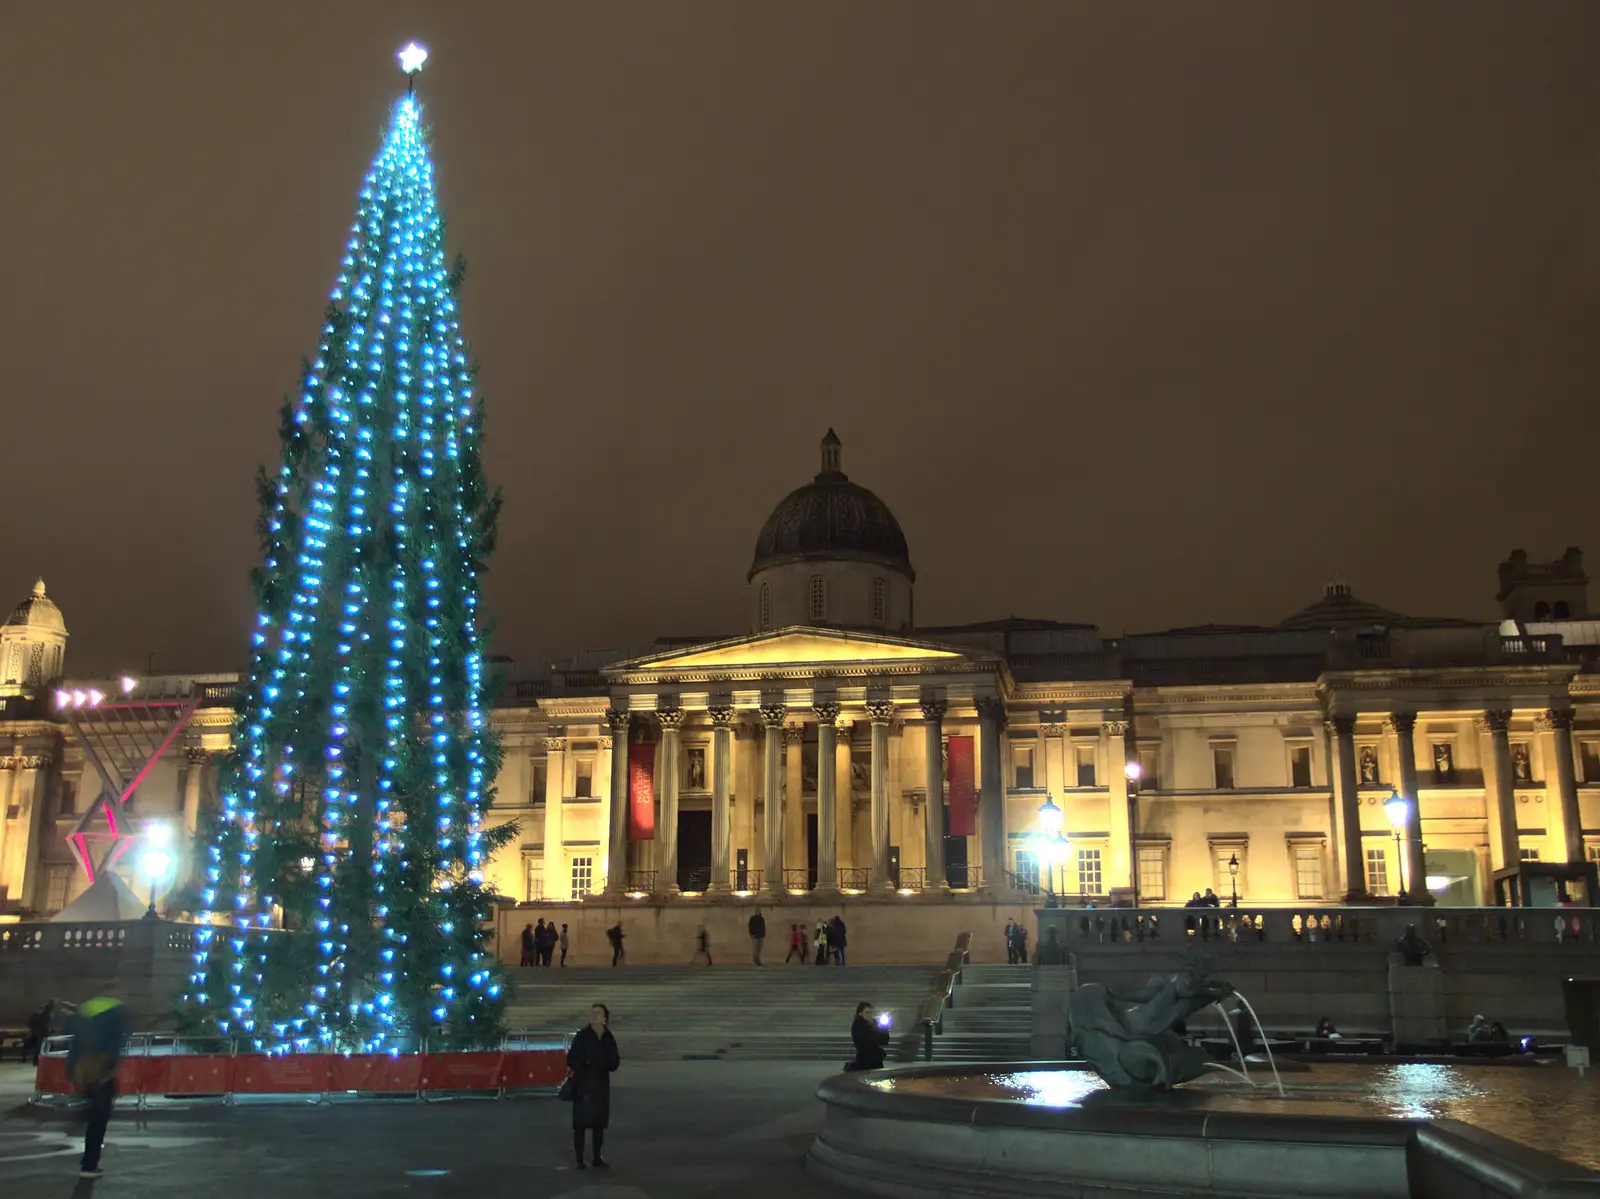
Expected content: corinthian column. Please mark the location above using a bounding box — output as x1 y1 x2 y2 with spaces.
1545 707 1583 864
1389 712 1432 906
866 700 895 892
1327 715 1367 901
708 705 735 894
977 697 1007 890
655 708 684 895
603 709 631 898
814 702 840 893
760 704 786 897
921 698 948 893
1482 709 1517 873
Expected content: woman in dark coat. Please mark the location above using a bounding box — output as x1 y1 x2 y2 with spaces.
847 1001 890 1072
567 1003 620 1169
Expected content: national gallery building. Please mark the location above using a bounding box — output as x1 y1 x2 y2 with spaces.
3 431 1600 919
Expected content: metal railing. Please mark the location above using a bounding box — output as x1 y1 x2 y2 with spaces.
624 870 657 894
783 868 814 892
837 867 870 893
732 868 764 894
897 867 926 892
914 931 973 1062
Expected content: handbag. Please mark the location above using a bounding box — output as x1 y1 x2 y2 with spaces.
558 1070 576 1102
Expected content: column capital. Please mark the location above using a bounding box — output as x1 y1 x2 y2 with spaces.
1104 719 1130 737
598 735 612 750
708 705 736 728
1480 709 1513 734
1 754 51 771
813 700 841 726
1387 712 1417 736
759 703 788 729
1041 723 1066 737
657 707 685 732
605 708 631 735
976 696 1007 728
185 746 212 765
1325 714 1357 738
919 698 948 722
865 701 895 726
543 734 566 753
784 723 805 745
1543 707 1577 732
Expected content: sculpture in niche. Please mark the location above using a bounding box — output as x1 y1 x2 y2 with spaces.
685 747 706 791
802 744 818 793
1512 743 1532 783
1359 746 1380 785
851 761 870 792
1069 969 1236 1090
1433 743 1454 777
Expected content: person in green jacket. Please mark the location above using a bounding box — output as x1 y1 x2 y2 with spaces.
66 984 127 1178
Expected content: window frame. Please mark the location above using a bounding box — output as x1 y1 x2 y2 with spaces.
808 574 827 622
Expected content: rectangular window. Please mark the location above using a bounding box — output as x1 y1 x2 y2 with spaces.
1077 847 1103 896
1293 845 1324 899
1013 744 1035 790
1074 745 1097 788
809 575 827 621
1520 847 1541 862
46 865 71 912
1213 747 1235 790
531 763 548 807
574 759 593 799
525 859 543 902
58 781 78 816
1137 747 1159 791
1582 742 1600 783
1588 843 1600 864
1214 846 1244 898
1136 846 1166 901
1365 847 1390 896
1290 747 1312 788
570 856 594 899
872 577 887 625
1013 847 1041 894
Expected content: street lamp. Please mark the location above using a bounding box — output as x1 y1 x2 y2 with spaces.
1040 832 1072 905
1384 787 1411 904
1124 761 1142 905
138 822 175 921
1036 798 1064 903
1228 853 1240 908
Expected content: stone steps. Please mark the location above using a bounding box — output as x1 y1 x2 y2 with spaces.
930 967 1034 1063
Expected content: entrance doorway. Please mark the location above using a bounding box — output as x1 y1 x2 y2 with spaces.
806 814 819 890
944 805 970 889
678 810 711 892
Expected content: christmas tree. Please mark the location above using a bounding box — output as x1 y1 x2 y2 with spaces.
189 46 512 1052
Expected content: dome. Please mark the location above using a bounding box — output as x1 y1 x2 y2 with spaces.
1279 582 1408 631
6 579 65 634
748 430 914 581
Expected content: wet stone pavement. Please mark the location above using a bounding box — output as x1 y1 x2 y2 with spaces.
0 1060 838 1199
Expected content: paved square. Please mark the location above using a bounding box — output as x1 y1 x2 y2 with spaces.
0 1061 838 1198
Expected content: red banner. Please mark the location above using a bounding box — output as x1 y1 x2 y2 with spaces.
628 742 655 841
947 735 975 837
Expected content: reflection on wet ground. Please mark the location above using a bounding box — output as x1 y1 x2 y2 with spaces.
871 1063 1600 1168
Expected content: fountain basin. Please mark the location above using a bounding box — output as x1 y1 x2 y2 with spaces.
807 1062 1600 1199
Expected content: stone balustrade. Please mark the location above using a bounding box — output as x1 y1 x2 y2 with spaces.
1038 905 1600 949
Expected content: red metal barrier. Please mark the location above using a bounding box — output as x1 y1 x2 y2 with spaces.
34 1045 567 1101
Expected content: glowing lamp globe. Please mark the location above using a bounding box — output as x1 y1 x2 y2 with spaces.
1384 789 1410 830
1037 797 1063 837
1125 761 1142 783
140 846 173 883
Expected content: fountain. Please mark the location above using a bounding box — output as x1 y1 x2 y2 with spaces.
807 961 1600 1198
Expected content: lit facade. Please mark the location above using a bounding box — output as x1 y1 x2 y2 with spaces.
5 435 1600 916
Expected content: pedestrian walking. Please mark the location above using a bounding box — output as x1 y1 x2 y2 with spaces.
814 918 829 965
566 1003 621 1170
692 924 714 966
520 924 536 967
23 999 54 1066
1004 919 1018 964
559 923 570 967
829 914 848 966
607 922 626 966
748 908 766 965
784 924 804 963
533 919 548 967
67 984 126 1178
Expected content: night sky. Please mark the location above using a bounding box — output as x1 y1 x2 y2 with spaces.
3 3 1596 675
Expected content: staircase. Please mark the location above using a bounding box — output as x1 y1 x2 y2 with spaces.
929 964 1034 1062
504 963 936 1062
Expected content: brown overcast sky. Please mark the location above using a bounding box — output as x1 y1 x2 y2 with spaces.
1 2 1597 675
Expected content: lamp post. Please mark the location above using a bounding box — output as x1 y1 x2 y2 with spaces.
1384 787 1411 904
138 822 175 921
1037 797 1063 904
1227 852 1240 908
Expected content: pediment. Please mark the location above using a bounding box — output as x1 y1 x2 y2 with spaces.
606 627 966 675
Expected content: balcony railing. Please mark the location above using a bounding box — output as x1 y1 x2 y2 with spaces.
837 867 870 893
624 870 656 895
731 868 764 894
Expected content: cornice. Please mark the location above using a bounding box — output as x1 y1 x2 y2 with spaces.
1012 681 1132 704
1319 665 1577 692
612 658 1004 688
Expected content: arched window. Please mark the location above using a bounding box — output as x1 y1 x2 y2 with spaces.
759 583 772 631
1554 601 1571 620
1535 601 1551 621
809 575 827 622
872 577 887 625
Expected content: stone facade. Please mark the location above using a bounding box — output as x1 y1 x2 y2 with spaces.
4 434 1600 927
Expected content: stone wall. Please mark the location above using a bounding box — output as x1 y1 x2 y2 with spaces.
0 919 196 1028
495 895 1033 967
